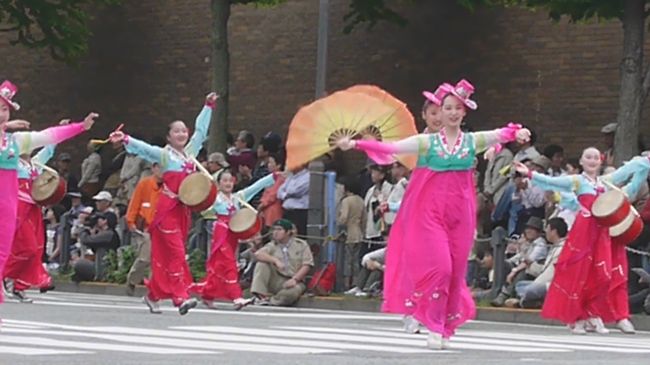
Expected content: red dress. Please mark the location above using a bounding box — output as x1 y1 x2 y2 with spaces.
3 179 52 291
541 194 628 323
145 171 194 306
188 214 242 301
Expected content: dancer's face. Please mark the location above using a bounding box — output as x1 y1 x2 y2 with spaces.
422 104 442 132
580 147 602 175
167 121 189 149
0 101 10 125
440 95 466 128
218 171 235 194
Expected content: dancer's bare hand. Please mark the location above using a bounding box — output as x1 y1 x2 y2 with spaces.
83 112 99 130
59 119 70 125
109 131 126 144
515 128 531 144
513 161 530 176
336 137 356 151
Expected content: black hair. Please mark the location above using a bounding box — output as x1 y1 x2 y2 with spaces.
543 144 564 159
216 168 233 183
421 99 435 114
50 204 66 222
547 217 568 238
343 177 362 196
268 152 285 170
226 132 234 146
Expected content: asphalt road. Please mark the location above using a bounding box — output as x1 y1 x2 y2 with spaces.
1 291 649 365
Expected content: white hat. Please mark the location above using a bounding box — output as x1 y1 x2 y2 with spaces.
92 191 113 202
601 123 617 134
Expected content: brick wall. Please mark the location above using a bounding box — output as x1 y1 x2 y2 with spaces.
0 0 648 171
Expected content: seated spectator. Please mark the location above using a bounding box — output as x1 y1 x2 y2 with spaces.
249 219 314 306
79 211 121 252
491 216 547 307
345 247 386 298
505 217 567 308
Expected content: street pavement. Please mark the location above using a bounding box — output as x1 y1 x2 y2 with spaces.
1 291 649 365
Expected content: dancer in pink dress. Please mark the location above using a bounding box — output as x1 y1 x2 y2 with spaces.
0 80 97 309
338 79 530 350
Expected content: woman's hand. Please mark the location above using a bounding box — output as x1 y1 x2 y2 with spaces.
513 161 530 176
82 112 99 130
336 137 356 151
4 119 30 130
109 131 126 144
515 128 531 144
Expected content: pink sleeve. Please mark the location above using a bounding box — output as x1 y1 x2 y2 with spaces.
14 122 86 154
496 123 523 143
355 139 399 155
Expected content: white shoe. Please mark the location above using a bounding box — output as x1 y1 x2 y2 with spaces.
403 315 421 334
442 338 450 350
344 287 361 295
587 317 609 334
354 291 369 298
426 332 444 350
616 319 636 334
570 320 587 335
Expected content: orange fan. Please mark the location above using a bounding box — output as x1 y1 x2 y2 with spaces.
345 85 418 169
285 89 396 171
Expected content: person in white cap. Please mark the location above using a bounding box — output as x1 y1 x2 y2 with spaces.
92 191 115 214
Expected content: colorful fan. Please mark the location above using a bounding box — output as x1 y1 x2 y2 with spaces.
285 89 397 171
345 85 418 169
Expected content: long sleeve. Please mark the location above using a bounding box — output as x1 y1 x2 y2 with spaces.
236 173 275 202
124 135 164 164
472 123 523 154
355 135 429 156
521 186 546 208
32 144 56 166
79 153 101 187
14 123 86 155
529 172 581 194
126 181 145 229
484 153 512 195
185 105 213 158
603 156 650 185
337 198 349 226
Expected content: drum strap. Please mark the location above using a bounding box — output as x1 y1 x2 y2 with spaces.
18 189 35 204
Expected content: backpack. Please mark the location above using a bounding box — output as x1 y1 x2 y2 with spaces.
308 262 336 296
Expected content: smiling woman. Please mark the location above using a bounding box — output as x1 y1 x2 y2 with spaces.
108 92 218 316
336 79 531 350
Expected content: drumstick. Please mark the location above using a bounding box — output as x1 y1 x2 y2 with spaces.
188 155 214 179
234 194 258 214
90 123 125 145
31 160 58 175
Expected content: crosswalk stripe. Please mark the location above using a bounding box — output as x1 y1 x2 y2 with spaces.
2 328 331 355
0 334 216 355
4 320 431 354
373 326 650 353
0 345 92 356
18 298 398 321
174 325 568 353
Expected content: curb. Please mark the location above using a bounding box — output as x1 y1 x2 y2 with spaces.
52 282 650 331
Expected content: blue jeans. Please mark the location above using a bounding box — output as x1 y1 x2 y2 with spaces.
515 280 547 305
491 183 522 236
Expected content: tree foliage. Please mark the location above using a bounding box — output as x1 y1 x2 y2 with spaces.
0 0 123 63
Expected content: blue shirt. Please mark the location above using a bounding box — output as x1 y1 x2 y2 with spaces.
278 169 310 210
